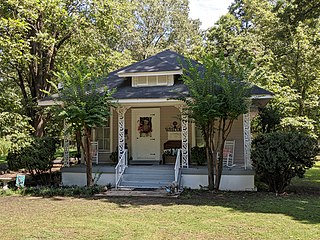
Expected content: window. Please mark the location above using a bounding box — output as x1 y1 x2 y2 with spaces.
132 75 174 87
94 118 111 152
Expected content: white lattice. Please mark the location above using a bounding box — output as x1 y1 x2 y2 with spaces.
117 106 129 162
63 120 70 167
243 112 252 169
181 114 189 168
175 105 189 168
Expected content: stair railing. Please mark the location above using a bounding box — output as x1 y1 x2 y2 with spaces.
174 149 182 184
115 149 128 189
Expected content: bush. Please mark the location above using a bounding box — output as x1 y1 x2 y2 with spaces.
0 137 11 156
7 137 57 181
22 185 105 197
191 146 206 165
252 132 318 193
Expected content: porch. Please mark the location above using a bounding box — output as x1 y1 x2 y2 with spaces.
61 101 254 191
61 163 256 191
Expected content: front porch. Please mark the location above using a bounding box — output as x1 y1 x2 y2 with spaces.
61 100 255 191
61 163 255 191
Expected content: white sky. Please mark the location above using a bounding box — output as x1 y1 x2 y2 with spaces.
189 0 235 30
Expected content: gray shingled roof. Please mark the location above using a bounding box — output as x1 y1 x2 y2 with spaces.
102 49 273 99
39 50 273 103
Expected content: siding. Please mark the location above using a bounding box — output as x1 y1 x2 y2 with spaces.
110 106 245 166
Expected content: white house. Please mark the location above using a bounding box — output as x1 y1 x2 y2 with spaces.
40 50 273 191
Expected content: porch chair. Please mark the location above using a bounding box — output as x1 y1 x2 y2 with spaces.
217 140 235 167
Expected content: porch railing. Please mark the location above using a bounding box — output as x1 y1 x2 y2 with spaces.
115 149 128 189
174 149 182 184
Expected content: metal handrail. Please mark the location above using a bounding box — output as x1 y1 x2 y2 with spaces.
174 149 181 183
115 149 128 189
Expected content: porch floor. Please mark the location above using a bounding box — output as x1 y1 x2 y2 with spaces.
61 163 254 175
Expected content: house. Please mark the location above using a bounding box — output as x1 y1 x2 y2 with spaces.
40 50 273 191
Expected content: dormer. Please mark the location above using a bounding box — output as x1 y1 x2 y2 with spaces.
118 71 182 87
117 50 183 87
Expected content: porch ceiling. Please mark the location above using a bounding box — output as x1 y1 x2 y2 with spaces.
115 98 186 108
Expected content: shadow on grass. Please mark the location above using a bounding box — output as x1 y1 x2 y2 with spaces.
97 190 320 225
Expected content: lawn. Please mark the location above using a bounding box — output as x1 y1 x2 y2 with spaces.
0 162 319 239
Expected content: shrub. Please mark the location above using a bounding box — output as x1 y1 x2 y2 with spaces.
0 137 11 156
22 185 105 197
7 137 57 182
252 132 318 193
191 146 206 165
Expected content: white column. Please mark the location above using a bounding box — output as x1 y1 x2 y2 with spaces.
181 113 189 168
63 119 70 167
116 106 129 162
243 112 252 169
175 105 189 168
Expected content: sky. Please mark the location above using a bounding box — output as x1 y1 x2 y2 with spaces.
189 0 234 30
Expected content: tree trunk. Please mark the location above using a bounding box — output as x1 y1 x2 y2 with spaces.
204 123 215 191
206 146 214 191
34 113 45 137
84 125 93 186
215 144 224 190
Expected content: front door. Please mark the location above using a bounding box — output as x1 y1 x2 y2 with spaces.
131 108 160 161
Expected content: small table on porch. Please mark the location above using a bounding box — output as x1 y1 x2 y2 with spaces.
163 140 182 164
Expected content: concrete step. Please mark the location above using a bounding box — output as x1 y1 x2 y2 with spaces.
125 167 174 175
119 180 172 189
130 160 161 165
119 166 175 189
122 173 174 182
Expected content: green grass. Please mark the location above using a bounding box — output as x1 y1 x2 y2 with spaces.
290 160 320 191
0 192 319 240
0 159 319 239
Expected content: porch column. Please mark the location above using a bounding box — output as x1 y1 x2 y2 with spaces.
63 119 70 167
181 113 189 168
243 112 252 169
116 106 129 161
176 105 189 168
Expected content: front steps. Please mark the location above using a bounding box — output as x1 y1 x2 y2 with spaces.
118 165 175 189
130 160 161 165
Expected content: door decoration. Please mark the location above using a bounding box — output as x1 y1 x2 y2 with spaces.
138 117 152 137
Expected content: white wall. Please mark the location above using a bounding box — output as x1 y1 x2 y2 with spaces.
181 174 256 191
62 172 115 187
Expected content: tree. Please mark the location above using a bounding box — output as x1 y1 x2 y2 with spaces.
182 55 251 191
207 0 320 137
0 0 131 137
55 62 114 186
127 0 203 60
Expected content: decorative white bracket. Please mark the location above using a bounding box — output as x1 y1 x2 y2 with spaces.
175 105 189 168
243 112 252 169
63 119 70 167
116 106 130 162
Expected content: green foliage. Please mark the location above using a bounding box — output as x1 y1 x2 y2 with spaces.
56 61 114 131
190 146 206 165
182 54 251 190
209 0 320 138
0 138 11 156
0 112 33 139
0 0 133 136
7 137 57 178
128 0 203 60
253 104 282 134
54 61 114 186
21 185 104 197
252 132 318 193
